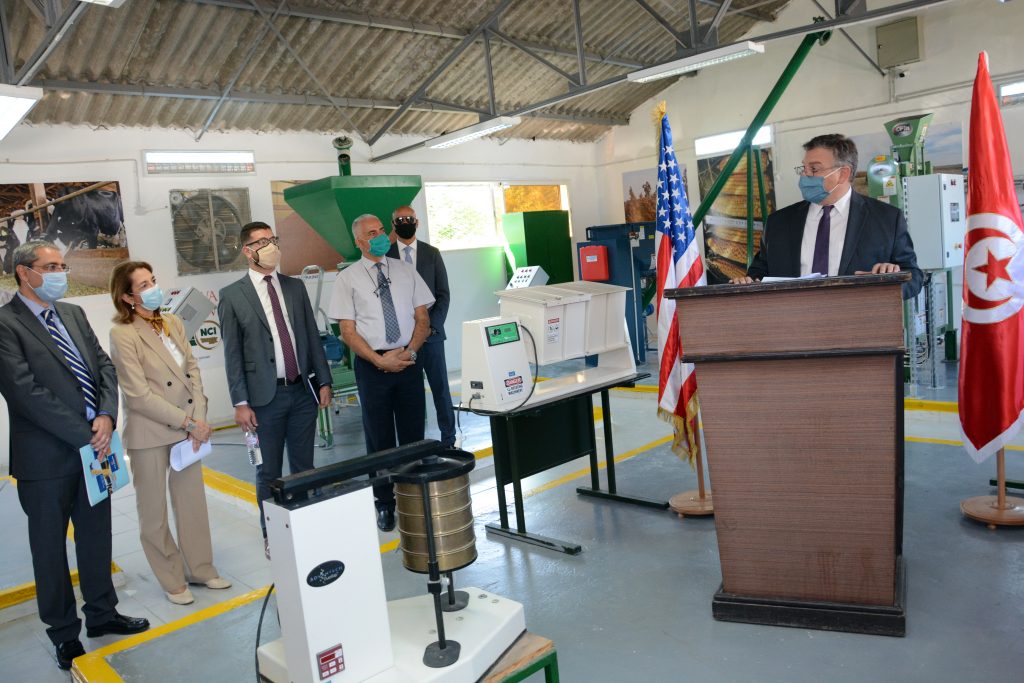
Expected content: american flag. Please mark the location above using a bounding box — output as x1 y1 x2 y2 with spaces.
655 113 706 464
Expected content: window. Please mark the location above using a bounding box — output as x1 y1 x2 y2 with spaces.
424 182 570 250
694 126 772 158
1000 80 1024 107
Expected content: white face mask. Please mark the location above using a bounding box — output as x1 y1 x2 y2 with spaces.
253 243 281 269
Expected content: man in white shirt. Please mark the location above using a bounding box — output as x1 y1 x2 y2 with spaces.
734 133 922 299
218 222 332 556
329 214 434 531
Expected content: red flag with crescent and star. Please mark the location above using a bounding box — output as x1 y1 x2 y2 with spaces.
959 51 1024 463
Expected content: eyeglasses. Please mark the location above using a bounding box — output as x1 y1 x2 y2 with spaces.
245 236 280 249
31 264 71 273
393 216 417 226
794 165 841 177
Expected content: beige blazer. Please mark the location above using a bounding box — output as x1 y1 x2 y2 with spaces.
109 313 208 450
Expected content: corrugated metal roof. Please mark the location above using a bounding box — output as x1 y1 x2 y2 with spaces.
8 0 790 143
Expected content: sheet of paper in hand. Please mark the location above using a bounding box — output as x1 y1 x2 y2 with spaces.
79 431 130 507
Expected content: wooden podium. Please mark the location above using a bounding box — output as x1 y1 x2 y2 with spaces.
666 274 909 637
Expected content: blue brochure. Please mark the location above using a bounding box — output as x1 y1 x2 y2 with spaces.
79 431 129 507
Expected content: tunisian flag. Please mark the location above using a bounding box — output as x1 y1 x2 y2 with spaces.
960 52 1024 462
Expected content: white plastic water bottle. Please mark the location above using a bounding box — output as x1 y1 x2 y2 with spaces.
245 431 263 466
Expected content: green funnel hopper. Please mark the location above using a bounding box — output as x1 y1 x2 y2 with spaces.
283 175 422 262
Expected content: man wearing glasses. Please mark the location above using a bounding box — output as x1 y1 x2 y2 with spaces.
732 133 922 300
218 222 332 558
0 241 150 670
386 206 456 449
328 214 434 532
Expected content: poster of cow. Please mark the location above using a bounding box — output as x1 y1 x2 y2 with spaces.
0 182 129 297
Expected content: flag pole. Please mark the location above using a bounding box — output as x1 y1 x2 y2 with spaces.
961 448 1024 529
669 424 713 518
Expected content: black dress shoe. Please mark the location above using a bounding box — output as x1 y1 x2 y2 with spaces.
55 638 85 670
85 612 151 638
376 504 396 532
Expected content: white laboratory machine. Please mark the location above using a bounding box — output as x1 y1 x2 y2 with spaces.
461 281 636 412
159 285 215 341
256 442 525 683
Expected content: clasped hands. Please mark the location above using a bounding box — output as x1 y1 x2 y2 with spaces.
376 348 414 373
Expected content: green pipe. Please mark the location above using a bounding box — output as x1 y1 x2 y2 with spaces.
691 30 831 230
746 145 755 268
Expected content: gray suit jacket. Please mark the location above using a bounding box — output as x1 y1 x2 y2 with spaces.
0 296 119 480
218 272 332 407
747 191 923 299
387 240 450 343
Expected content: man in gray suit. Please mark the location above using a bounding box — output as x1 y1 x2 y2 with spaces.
218 222 332 557
0 241 149 671
386 206 456 448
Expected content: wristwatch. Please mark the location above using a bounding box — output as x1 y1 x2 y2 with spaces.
184 417 197 433
407 348 418 362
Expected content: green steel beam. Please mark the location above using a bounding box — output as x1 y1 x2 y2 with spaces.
690 30 831 231
753 144 769 265
746 145 755 268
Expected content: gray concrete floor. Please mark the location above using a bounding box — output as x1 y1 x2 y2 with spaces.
2 359 1023 682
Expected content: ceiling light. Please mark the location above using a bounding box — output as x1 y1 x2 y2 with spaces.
0 84 44 142
627 41 766 84
144 150 256 175
695 125 772 157
79 0 129 7
426 116 522 149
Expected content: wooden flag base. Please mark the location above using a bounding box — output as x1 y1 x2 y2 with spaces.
961 448 1024 529
669 490 714 517
669 444 714 517
960 496 1024 529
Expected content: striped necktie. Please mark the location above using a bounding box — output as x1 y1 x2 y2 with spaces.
375 263 401 344
43 309 98 413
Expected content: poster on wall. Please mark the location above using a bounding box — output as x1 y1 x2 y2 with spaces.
850 121 964 196
622 168 659 222
170 188 251 277
0 181 129 297
271 181 344 276
697 149 776 284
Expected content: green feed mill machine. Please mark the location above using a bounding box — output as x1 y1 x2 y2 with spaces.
283 137 423 445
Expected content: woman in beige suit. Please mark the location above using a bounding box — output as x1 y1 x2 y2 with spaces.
109 261 230 605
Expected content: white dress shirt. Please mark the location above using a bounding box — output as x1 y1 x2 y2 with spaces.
398 238 418 267
799 187 853 276
247 268 299 380
329 256 435 350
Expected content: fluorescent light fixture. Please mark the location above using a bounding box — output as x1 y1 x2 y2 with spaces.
1000 80 1024 106
627 41 765 83
0 84 44 142
79 0 129 7
144 150 256 175
427 116 522 149
695 125 772 157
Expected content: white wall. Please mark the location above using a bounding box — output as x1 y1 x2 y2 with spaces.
0 124 599 458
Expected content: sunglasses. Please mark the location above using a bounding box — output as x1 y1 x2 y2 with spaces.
393 216 417 226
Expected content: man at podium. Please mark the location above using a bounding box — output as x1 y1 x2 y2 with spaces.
731 133 922 300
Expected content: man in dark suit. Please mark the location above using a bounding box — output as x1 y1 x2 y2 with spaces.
734 133 922 300
218 222 332 557
386 206 456 448
0 241 149 671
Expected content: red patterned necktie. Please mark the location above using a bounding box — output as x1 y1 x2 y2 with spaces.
263 276 299 381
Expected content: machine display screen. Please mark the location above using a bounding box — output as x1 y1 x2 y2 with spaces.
485 322 520 347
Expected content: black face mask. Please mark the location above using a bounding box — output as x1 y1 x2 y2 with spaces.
393 218 417 240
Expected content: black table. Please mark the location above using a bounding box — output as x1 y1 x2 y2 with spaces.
460 372 664 555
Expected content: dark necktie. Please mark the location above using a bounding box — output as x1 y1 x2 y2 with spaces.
812 205 832 276
263 276 300 381
375 263 401 344
43 309 98 414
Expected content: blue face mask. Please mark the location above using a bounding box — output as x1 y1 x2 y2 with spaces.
139 285 164 312
31 270 68 303
368 233 391 257
798 167 841 204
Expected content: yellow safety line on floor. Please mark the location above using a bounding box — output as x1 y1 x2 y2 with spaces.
524 435 674 498
904 399 958 413
906 435 1024 452
201 466 257 505
475 447 493 460
0 562 123 611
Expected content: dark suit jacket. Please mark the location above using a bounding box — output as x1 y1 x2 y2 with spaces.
218 272 332 407
0 296 118 481
747 191 923 299
387 240 450 343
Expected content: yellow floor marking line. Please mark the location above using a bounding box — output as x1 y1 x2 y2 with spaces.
201 466 257 506
904 399 958 413
474 446 493 460
906 435 1024 452
523 435 673 499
